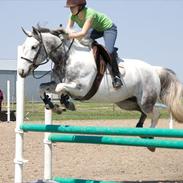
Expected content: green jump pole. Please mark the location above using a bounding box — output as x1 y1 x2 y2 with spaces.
53 177 119 183
48 134 183 149
21 123 183 138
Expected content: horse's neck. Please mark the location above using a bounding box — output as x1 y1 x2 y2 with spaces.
67 40 96 67
60 40 97 84
44 35 97 83
42 33 64 64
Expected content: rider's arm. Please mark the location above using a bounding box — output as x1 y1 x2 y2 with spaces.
68 18 93 40
66 18 75 33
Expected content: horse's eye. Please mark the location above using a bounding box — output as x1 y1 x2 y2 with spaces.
31 45 37 50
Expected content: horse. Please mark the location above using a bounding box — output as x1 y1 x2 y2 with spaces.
18 26 183 130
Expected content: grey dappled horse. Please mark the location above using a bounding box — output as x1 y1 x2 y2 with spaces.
18 27 183 130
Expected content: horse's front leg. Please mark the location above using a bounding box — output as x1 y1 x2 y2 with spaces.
60 94 76 111
55 82 83 110
55 82 82 94
39 81 63 114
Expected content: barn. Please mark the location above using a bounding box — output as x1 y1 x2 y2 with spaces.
0 59 52 102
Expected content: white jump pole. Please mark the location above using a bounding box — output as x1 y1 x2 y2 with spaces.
44 100 52 180
7 80 10 122
14 46 25 183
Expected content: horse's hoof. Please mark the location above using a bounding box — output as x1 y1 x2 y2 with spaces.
136 123 143 128
45 104 51 110
147 147 156 152
140 136 156 152
55 108 62 114
66 102 76 111
52 104 62 114
62 108 67 112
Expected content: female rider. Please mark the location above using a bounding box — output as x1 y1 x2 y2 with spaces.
65 0 122 89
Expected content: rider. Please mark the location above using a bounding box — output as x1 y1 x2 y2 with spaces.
65 0 123 89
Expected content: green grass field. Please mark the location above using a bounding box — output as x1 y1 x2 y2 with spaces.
22 101 170 121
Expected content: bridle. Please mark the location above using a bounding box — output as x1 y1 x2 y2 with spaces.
21 31 74 79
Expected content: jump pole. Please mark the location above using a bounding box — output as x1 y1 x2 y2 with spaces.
14 46 25 183
21 123 183 138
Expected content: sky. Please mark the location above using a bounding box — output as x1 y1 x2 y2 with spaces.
0 0 183 82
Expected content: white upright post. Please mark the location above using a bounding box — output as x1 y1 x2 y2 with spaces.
7 80 11 122
14 46 25 183
44 95 52 180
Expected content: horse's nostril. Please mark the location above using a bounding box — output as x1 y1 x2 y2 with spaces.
18 69 25 77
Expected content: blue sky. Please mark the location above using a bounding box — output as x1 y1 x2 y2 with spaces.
0 0 183 81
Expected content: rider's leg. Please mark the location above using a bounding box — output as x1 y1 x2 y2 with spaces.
89 27 122 88
110 52 123 88
103 24 122 88
89 29 104 40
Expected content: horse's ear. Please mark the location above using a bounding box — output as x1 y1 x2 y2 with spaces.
21 27 32 37
32 26 41 41
32 26 40 36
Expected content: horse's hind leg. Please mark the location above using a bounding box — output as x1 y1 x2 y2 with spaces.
141 105 160 152
138 93 160 152
139 88 159 128
149 106 160 128
136 112 147 128
116 97 147 128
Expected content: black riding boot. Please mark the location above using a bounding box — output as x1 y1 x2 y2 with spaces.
110 53 123 89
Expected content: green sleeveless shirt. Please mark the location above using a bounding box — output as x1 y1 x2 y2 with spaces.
70 7 113 32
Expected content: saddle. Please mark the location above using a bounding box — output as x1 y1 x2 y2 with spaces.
80 42 111 100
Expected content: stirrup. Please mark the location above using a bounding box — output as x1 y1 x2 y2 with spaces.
112 76 123 89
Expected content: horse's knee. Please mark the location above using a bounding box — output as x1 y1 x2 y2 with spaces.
55 83 64 93
40 81 57 93
141 94 157 113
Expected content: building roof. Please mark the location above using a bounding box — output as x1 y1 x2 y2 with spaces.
0 59 51 71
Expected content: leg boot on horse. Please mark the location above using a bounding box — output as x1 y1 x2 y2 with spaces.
41 92 63 114
60 94 76 111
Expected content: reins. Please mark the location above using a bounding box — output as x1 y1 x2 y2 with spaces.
21 31 74 79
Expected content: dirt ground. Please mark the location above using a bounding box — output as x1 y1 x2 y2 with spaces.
1 119 183 183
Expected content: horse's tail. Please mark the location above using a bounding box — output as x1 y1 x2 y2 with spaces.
155 67 183 123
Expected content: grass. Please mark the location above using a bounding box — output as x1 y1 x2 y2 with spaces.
20 101 170 121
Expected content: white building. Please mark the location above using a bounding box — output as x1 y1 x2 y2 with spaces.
0 59 52 102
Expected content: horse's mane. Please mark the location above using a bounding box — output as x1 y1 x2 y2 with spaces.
36 25 67 37
35 25 93 47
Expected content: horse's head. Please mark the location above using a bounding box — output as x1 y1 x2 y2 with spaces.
18 26 67 78
18 27 47 77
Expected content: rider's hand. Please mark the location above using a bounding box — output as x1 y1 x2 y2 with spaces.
68 32 76 39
